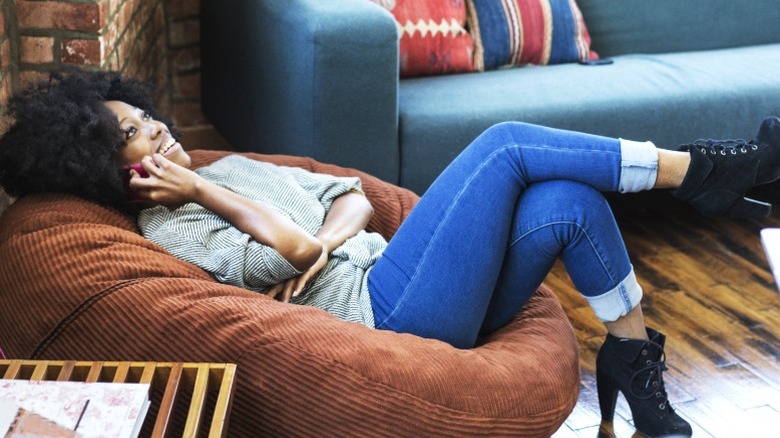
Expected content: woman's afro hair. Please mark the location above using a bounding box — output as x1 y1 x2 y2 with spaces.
0 69 173 212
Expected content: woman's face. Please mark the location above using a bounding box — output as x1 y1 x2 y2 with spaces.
105 100 192 168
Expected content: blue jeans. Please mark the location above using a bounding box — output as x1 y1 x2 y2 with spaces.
367 122 657 348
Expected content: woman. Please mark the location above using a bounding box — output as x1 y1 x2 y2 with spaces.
2 70 779 438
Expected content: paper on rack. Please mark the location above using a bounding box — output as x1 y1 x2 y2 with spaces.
0 380 149 438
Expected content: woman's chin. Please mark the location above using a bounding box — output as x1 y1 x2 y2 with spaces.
168 144 192 168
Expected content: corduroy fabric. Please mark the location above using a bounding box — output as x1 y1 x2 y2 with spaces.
0 150 579 436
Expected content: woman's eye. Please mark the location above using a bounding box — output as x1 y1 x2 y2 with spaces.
123 126 137 140
142 112 152 121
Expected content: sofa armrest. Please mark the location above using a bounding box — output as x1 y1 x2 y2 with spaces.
201 0 400 184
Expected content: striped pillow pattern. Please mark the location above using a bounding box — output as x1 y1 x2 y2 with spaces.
467 0 594 71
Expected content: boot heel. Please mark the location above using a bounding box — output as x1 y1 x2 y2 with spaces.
688 190 772 218
596 367 619 423
726 196 772 218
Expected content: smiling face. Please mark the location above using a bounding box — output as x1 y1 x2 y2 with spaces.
105 100 192 168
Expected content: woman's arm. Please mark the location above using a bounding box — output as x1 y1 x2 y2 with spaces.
266 190 374 302
130 154 322 271
316 191 374 254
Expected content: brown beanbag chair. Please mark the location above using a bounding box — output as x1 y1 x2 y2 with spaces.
0 150 579 436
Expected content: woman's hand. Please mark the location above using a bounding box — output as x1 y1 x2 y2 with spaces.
128 154 204 209
265 245 329 303
264 191 372 302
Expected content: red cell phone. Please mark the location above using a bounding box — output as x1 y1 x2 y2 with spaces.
121 163 150 203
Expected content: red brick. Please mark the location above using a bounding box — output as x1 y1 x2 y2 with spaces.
106 0 117 17
115 0 134 33
17 0 107 32
101 21 118 58
124 51 142 78
61 38 103 66
169 18 200 47
173 72 199 99
168 0 199 19
172 47 199 72
20 36 54 64
0 39 9 70
107 51 119 70
19 70 50 88
153 2 166 32
154 60 170 91
0 75 10 108
115 21 136 63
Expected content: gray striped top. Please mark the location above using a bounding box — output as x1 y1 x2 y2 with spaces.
137 155 387 328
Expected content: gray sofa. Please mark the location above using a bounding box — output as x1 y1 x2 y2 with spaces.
201 0 780 195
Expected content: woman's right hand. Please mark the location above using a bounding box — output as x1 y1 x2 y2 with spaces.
129 153 205 210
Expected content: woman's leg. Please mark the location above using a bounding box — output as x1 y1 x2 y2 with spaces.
478 179 644 339
368 122 658 348
366 121 696 437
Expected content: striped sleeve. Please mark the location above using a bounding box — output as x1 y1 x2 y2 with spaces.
283 166 364 211
139 205 302 291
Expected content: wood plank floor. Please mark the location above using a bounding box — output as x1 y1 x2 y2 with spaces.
550 187 780 438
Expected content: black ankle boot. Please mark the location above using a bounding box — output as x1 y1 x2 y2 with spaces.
672 116 780 218
596 328 692 438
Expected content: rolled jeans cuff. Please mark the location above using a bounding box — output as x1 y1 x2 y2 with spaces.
585 267 643 322
619 139 658 193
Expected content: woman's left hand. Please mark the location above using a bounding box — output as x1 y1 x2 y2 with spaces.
265 245 329 303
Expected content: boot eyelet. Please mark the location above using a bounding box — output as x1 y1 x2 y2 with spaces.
752 144 759 150
641 350 648 356
659 403 666 410
720 150 726 155
741 148 747 153
656 391 663 398
710 149 717 154
730 149 737 154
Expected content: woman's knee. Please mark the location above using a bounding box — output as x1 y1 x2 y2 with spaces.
476 121 532 144
516 180 611 225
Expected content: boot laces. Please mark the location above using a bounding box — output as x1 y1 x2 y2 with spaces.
679 139 759 155
628 340 672 412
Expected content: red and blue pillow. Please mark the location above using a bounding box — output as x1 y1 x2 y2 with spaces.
467 0 595 71
367 0 595 76
369 0 476 78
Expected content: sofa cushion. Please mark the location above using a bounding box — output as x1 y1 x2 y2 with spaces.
467 0 593 71
398 43 780 194
577 0 780 58
369 0 475 77
0 150 580 436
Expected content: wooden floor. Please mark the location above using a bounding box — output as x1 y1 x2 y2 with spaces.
550 187 780 438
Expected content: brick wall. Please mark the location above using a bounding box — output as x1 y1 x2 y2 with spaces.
0 0 227 150
167 0 227 149
0 0 12 122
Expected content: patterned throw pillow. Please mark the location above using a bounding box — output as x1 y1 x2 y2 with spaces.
369 0 475 78
466 0 595 71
